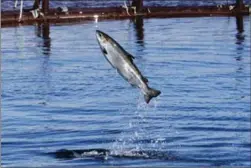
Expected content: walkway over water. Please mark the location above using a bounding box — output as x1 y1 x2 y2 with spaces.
1 0 250 27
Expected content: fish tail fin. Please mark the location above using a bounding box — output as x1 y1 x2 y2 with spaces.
144 87 161 104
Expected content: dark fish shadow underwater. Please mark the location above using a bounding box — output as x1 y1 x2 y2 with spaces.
48 148 237 166
48 148 176 161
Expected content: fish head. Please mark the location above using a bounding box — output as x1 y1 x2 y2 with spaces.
96 30 110 42
96 30 112 55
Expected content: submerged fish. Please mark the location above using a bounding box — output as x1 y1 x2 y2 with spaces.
96 30 161 103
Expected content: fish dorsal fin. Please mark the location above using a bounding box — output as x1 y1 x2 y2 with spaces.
128 53 135 59
127 53 135 62
142 76 148 83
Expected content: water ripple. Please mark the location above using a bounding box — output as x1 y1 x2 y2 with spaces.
1 17 250 167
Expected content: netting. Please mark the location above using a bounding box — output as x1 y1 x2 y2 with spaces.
1 0 250 11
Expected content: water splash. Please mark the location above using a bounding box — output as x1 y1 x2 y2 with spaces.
110 93 165 157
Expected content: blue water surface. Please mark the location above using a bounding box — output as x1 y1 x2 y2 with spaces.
1 16 251 167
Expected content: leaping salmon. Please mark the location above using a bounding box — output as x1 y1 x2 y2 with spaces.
96 30 161 103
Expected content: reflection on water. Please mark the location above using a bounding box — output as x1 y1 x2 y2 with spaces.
235 16 244 34
35 22 42 37
33 22 52 103
35 22 51 55
234 15 246 100
42 22 51 55
14 27 25 58
235 16 245 60
133 16 145 47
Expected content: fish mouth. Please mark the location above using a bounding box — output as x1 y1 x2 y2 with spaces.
96 30 104 40
96 30 102 35
96 30 110 42
96 30 104 43
96 30 108 55
96 30 101 40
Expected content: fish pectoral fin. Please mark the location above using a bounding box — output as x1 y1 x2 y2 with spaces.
102 47 108 54
142 76 148 83
128 80 137 87
130 83 137 87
